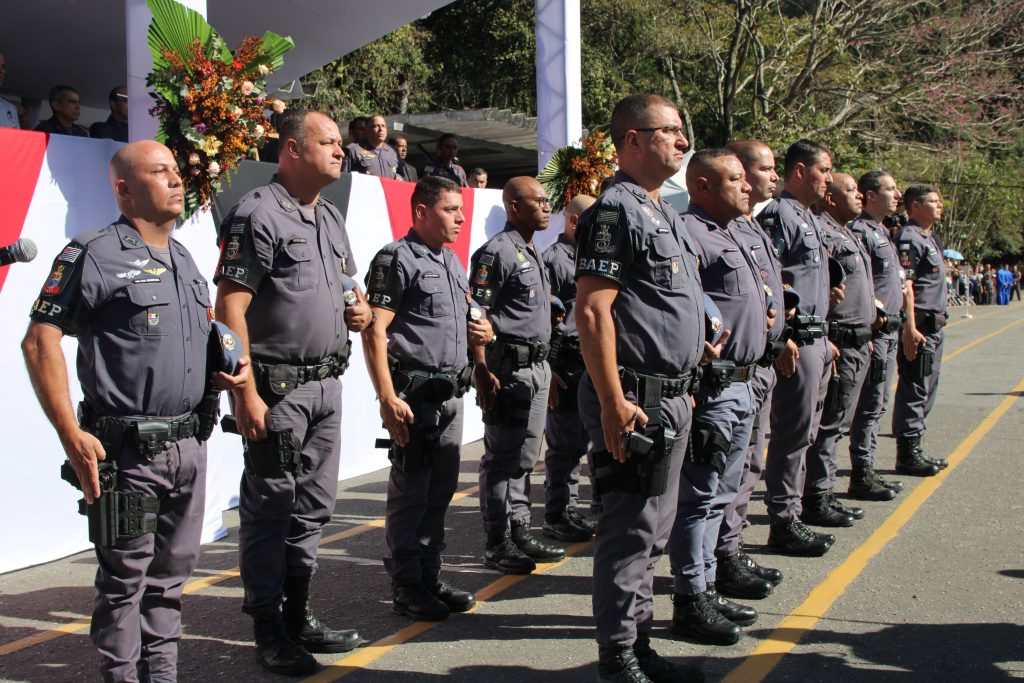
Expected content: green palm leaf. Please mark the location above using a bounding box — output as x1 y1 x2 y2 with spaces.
146 0 231 65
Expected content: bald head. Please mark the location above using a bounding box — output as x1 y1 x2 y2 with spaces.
109 140 169 185
564 194 596 243
685 148 751 224
108 140 183 228
503 176 551 234
824 172 863 224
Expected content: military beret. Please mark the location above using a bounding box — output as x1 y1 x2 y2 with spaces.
208 320 243 375
704 295 724 346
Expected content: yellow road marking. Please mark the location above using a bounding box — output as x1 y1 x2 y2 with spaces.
943 317 1024 361
301 541 594 682
0 618 91 656
722 375 1024 683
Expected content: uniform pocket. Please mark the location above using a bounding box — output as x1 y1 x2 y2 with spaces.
279 237 317 291
718 249 753 295
648 234 683 289
191 280 212 335
127 285 171 336
509 267 541 305
414 278 451 318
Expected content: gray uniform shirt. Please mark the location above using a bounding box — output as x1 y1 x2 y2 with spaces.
819 213 876 326
850 215 903 314
574 172 704 376
422 161 468 187
214 176 356 364
343 141 401 179
469 223 551 343
30 217 209 417
684 207 768 365
365 230 470 373
734 214 785 342
759 192 829 318
543 234 578 339
897 222 947 314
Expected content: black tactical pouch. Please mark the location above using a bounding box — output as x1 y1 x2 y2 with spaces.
551 370 582 413
60 459 158 547
687 422 729 475
701 359 737 393
869 356 887 384
481 380 531 428
264 364 300 397
907 348 934 382
380 422 441 474
134 421 173 459
759 339 786 367
195 391 220 443
824 372 855 415
244 428 302 477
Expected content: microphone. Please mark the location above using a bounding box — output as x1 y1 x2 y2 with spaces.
340 274 358 306
0 238 38 266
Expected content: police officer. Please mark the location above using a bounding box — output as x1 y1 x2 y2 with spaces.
22 140 249 682
892 185 948 476
343 115 401 179
423 133 469 187
760 139 837 557
577 94 704 683
542 193 598 543
713 140 786 600
847 171 910 496
215 110 372 674
667 148 767 647
362 176 493 620
470 176 562 574
803 173 876 525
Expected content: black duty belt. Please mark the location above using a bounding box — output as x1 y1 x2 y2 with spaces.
828 322 873 348
878 311 905 334
619 367 698 400
914 310 947 334
786 315 828 346
700 360 758 392
254 341 352 395
392 364 474 402
490 336 550 369
79 403 198 459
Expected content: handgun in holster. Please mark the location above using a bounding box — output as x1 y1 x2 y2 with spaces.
869 356 887 384
907 347 934 381
194 391 220 443
593 425 676 498
221 415 302 477
60 459 157 547
824 372 843 414
375 416 440 475
686 422 729 475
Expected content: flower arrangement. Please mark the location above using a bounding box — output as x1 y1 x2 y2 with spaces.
145 0 293 219
537 130 617 213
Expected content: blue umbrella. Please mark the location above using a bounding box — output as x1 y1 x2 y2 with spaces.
943 248 964 261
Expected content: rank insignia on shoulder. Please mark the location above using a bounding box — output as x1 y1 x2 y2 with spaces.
279 199 295 211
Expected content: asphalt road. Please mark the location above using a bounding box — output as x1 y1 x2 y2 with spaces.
1 301 1022 683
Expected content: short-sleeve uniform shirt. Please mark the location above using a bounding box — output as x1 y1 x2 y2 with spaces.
213 176 356 364
758 192 830 318
850 214 903 315
896 222 946 314
734 214 785 342
29 218 210 417
574 172 704 376
343 141 400 179
819 213 876 327
543 234 579 339
364 230 470 373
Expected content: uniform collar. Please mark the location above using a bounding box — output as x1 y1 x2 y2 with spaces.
114 215 184 255
404 228 443 256
267 175 321 212
779 191 813 216
685 204 727 231
854 213 884 232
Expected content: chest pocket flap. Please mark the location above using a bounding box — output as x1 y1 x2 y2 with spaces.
717 249 754 295
127 284 171 336
648 234 683 288
279 237 317 291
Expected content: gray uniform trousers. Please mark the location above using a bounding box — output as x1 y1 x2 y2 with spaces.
717 364 775 557
384 396 464 585
579 373 691 648
849 331 898 468
892 330 944 437
238 377 342 616
764 337 831 522
480 360 551 534
670 381 756 595
805 342 871 496
543 368 590 518
92 437 206 683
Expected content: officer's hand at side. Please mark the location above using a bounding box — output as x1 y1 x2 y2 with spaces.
344 288 373 332
467 319 493 349
474 365 501 411
235 390 272 441
903 326 925 360
211 355 252 392
61 428 106 504
785 306 797 321
828 341 841 362
872 311 886 332
548 372 567 410
830 285 846 306
766 307 777 334
381 397 414 447
700 330 731 364
774 339 799 378
603 398 648 463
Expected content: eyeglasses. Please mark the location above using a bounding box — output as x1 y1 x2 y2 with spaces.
515 196 552 207
634 125 687 138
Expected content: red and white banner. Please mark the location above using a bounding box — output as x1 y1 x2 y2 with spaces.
0 129 510 573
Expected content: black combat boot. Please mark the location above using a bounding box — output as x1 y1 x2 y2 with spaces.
483 530 536 575
705 583 757 626
768 518 832 557
597 646 652 683
252 612 317 676
801 492 855 527
671 591 740 646
715 553 773 599
896 436 939 476
633 632 705 683
543 507 594 542
876 473 905 492
282 576 362 653
825 490 865 520
392 581 450 621
426 578 476 613
848 465 896 501
737 552 782 585
510 521 565 561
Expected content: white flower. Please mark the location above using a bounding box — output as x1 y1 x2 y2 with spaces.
188 153 201 166
254 124 266 138
258 64 270 75
240 81 255 96
208 161 221 175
